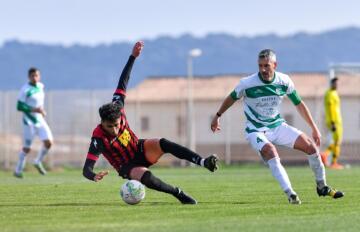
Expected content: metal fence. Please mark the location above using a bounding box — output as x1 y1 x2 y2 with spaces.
1 89 359 170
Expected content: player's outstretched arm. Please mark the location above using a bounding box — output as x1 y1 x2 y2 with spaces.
295 101 321 146
83 158 97 180
211 95 236 132
83 158 109 182
113 41 144 106
83 138 106 181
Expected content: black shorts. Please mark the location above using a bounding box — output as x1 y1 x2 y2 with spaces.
118 139 153 179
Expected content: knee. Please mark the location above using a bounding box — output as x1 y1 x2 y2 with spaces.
130 168 150 183
22 147 31 154
261 143 277 160
304 140 317 155
44 140 53 149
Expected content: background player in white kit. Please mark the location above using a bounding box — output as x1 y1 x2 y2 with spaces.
211 49 344 204
14 67 54 178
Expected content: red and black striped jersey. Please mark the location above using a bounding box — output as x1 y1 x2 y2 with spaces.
87 113 139 171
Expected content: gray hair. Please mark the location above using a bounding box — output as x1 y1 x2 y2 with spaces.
258 49 276 62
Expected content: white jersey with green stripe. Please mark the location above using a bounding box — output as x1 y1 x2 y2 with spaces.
231 72 301 132
18 82 46 126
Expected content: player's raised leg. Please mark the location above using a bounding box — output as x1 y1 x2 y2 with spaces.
294 133 344 199
144 138 218 172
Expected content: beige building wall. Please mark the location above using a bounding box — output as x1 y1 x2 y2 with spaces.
1 73 359 168
123 74 360 164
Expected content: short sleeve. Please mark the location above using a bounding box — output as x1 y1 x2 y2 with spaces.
17 86 27 102
286 76 302 105
87 137 104 161
231 80 245 100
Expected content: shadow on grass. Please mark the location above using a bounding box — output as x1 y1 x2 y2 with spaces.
136 201 252 205
0 201 252 207
0 202 117 207
199 201 251 204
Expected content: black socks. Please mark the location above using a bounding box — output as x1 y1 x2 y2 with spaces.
140 171 178 195
159 138 202 165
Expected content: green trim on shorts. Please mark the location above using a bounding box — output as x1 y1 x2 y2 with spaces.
245 127 258 134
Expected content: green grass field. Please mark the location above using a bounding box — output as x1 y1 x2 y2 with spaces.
1 165 360 232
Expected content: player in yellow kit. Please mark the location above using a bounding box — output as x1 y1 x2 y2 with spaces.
320 77 343 169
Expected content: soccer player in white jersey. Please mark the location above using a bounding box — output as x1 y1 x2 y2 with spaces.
211 49 344 204
14 67 53 178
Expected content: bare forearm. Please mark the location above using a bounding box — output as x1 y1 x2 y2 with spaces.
211 95 237 132
216 95 236 116
296 101 318 130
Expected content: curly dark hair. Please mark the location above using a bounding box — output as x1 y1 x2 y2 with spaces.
98 102 122 122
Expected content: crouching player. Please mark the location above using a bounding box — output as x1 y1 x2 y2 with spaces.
82 41 218 204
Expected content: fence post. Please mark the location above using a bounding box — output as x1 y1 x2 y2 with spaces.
4 91 11 170
225 105 232 165
46 91 55 169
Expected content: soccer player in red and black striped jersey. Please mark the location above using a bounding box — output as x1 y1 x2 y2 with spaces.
82 41 218 204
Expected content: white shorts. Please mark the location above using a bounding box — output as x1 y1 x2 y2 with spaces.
245 123 303 153
22 121 53 148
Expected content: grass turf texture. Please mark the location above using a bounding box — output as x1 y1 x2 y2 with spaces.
1 165 359 232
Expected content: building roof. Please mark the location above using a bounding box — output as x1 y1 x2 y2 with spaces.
127 73 360 102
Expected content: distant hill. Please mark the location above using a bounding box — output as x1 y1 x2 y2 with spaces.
1 27 360 90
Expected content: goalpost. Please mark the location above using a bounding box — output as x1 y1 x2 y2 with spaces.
329 63 360 79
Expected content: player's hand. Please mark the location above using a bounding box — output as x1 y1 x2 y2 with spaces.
312 127 321 147
132 41 144 58
211 116 221 132
94 170 109 182
331 122 336 132
33 107 47 117
40 108 47 117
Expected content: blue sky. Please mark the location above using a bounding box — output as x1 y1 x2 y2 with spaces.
1 0 359 45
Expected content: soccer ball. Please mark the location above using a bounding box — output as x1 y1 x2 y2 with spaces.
120 180 146 205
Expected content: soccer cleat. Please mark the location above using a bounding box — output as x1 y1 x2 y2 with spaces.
13 172 23 178
317 186 344 199
204 154 219 172
34 162 47 175
173 188 197 204
288 194 301 205
329 163 344 170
